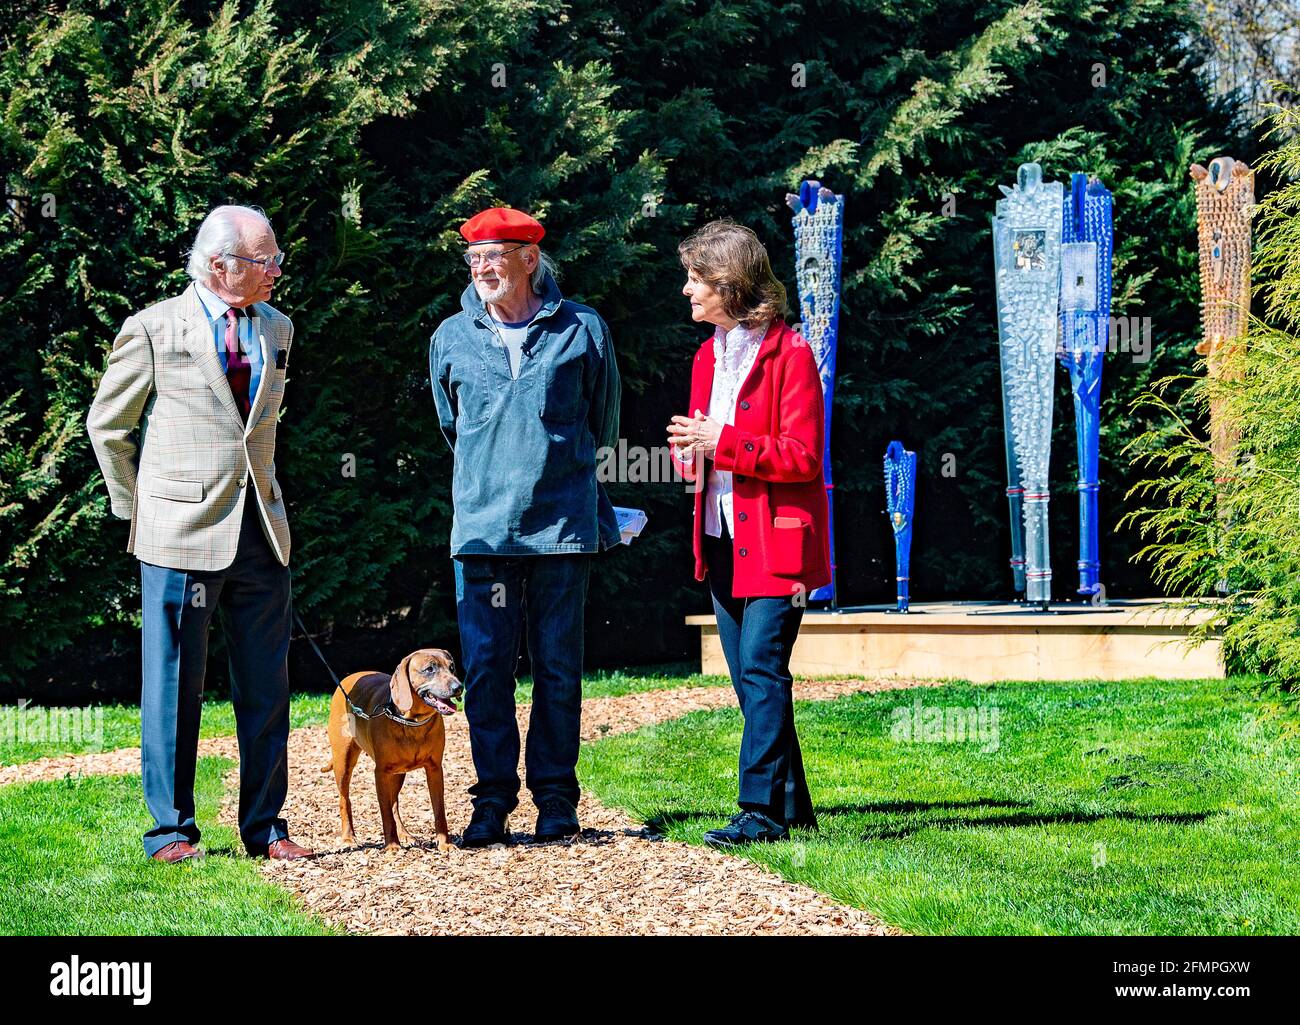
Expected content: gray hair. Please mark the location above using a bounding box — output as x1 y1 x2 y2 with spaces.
531 248 558 292
186 205 272 282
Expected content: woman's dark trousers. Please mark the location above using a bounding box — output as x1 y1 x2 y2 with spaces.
703 525 816 829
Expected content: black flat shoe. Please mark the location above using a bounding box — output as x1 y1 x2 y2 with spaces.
703 810 788 849
461 801 512 847
534 794 580 842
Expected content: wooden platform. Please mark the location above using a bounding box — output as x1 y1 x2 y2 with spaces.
686 599 1223 682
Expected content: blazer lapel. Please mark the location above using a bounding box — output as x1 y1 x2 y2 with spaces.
693 340 716 415
181 284 245 428
244 304 279 434
734 320 785 402
755 319 785 361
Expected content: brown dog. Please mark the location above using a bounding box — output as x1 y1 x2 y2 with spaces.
320 649 464 851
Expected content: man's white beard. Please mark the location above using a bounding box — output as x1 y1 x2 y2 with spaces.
474 277 511 303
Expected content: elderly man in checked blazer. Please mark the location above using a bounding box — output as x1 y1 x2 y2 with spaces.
87 204 312 863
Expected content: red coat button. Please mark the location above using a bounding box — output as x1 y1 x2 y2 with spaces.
739 548 748 557
740 401 750 410
744 442 755 452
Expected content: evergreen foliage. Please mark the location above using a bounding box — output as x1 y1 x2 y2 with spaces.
0 1 1247 693
1126 101 1300 690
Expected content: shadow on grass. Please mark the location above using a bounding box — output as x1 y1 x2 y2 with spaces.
645 800 1217 841
196 843 242 858
861 807 1216 840
817 799 1033 815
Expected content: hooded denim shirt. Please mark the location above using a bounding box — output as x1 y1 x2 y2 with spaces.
429 272 622 556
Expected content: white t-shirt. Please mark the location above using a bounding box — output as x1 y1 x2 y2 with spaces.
491 316 531 378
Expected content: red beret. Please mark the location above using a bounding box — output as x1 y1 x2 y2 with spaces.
459 207 545 245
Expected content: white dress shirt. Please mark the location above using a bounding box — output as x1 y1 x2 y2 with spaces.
703 321 768 538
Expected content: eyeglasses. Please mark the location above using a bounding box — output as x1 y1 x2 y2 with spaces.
225 251 286 271
462 244 526 268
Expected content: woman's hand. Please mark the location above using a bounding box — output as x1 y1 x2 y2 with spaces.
667 409 723 458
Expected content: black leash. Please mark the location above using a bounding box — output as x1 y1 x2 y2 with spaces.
291 607 438 728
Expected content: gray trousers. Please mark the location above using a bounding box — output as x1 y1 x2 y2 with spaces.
138 497 291 856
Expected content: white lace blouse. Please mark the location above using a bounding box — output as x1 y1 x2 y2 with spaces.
703 320 768 538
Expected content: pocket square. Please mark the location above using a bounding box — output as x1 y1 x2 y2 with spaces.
275 349 288 369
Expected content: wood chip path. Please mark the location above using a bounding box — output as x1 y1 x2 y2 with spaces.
5 677 943 935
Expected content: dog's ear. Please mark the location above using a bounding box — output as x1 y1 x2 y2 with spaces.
390 654 415 716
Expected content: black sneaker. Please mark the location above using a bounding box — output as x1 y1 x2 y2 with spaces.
703 810 788 849
461 801 512 848
534 794 580 842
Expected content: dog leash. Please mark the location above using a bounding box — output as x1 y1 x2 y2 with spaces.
291 607 439 728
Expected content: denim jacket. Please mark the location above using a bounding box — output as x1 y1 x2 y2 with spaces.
429 272 622 556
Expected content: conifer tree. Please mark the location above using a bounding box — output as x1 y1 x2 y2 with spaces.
0 1 1249 689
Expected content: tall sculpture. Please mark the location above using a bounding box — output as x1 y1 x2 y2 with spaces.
993 163 1062 609
1190 157 1254 473
1058 173 1113 597
787 180 845 604
884 441 917 613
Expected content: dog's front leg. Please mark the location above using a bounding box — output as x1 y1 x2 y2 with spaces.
391 773 412 845
337 743 361 843
425 763 450 852
374 767 403 849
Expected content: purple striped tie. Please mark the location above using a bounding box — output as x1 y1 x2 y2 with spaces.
224 308 251 421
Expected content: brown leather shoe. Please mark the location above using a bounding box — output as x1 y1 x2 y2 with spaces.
263 837 314 861
151 840 200 863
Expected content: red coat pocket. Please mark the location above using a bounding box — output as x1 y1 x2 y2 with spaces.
767 516 812 576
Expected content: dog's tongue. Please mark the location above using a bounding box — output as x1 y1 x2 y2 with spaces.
433 696 458 716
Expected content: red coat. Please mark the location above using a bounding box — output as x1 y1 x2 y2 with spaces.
673 320 832 598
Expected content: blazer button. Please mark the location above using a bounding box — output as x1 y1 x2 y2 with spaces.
739 548 749 557
736 475 746 483
738 512 747 522
237 478 246 488
740 401 750 410
744 442 755 452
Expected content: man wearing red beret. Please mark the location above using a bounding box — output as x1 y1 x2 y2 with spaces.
430 207 621 845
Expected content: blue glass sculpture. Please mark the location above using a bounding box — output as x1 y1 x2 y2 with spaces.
787 180 844 604
993 163 1062 609
884 441 917 612
1058 173 1113 596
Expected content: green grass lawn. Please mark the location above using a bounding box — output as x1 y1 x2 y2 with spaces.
0 696 336 765
9 668 1293 936
0 663 728 767
579 677 1300 936
0 662 728 937
0 757 334 935
516 662 728 703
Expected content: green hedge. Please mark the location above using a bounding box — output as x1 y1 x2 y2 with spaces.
0 0 1245 693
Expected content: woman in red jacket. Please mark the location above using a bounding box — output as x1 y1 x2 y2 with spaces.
667 220 831 848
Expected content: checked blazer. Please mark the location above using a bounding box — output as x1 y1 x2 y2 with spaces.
87 284 294 571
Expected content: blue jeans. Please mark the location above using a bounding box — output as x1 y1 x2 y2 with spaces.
704 525 816 828
138 497 291 856
453 553 590 812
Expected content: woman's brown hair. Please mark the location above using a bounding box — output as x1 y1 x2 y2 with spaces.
678 220 788 328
